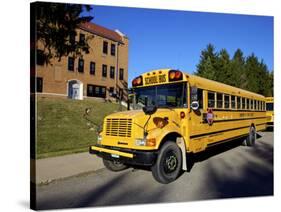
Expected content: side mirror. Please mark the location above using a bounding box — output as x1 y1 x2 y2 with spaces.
143 105 157 115
191 101 199 111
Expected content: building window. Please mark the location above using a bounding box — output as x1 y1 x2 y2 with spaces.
90 62 95 75
119 68 124 80
109 87 114 96
87 84 94 96
208 92 215 108
79 33 85 44
110 66 115 79
36 77 43 93
68 57 74 71
87 84 106 98
69 33 76 45
111 43 116 56
78 58 84 73
36 50 45 65
103 41 108 54
102 64 107 77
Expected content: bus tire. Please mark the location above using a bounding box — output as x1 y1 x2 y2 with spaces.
151 141 182 184
245 126 256 146
102 158 128 172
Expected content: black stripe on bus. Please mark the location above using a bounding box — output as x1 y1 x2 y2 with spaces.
201 116 267 124
212 116 267 123
190 122 266 140
207 134 248 148
190 126 250 139
212 109 266 112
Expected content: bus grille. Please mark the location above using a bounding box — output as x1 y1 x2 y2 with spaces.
105 118 132 137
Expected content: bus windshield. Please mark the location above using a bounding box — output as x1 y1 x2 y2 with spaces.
133 83 187 109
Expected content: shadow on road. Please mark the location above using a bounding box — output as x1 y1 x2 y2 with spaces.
36 133 273 210
202 134 273 199
185 138 244 172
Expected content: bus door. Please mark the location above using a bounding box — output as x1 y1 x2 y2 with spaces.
189 87 210 152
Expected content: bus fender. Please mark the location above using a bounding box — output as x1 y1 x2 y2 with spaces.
176 137 187 171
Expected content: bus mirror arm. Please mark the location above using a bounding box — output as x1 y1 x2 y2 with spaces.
142 105 158 137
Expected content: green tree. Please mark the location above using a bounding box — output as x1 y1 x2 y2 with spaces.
195 44 218 80
230 49 246 88
216 48 231 84
32 2 93 64
195 44 273 97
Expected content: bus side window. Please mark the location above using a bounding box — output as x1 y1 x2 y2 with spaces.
242 97 245 109
224 95 230 109
231 95 236 109
208 92 215 108
246 98 250 110
217 93 223 108
237 97 241 109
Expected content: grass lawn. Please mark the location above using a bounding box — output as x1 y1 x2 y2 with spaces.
36 96 124 159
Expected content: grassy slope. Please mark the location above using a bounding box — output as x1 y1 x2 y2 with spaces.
36 96 124 159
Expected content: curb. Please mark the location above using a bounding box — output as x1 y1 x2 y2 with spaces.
33 153 104 184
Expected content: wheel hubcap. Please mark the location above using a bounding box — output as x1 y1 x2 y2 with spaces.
163 151 178 173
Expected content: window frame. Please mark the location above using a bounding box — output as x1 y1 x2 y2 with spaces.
119 68 124 80
207 92 215 108
102 64 107 78
103 41 108 54
216 93 223 109
78 58 84 73
231 95 236 109
68 57 75 71
90 61 95 75
79 33 85 44
111 43 116 56
110 66 115 79
224 94 230 109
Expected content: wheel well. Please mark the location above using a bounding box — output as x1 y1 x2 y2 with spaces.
158 132 182 149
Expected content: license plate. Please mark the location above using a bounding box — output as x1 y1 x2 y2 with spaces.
111 154 120 158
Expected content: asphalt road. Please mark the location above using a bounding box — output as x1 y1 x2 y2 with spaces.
36 131 273 210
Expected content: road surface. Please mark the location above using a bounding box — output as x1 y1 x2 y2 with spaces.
36 131 273 210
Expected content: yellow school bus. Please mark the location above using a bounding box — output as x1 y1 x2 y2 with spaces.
90 69 267 183
266 97 274 126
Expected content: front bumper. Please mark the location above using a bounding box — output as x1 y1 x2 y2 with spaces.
89 145 157 166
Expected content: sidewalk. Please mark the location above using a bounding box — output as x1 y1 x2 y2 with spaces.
34 152 104 184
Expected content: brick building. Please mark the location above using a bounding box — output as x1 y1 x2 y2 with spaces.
35 22 129 100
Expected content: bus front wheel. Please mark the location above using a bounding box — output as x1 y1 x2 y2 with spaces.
152 141 182 184
103 158 128 172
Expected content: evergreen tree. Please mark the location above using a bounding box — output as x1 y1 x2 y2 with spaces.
216 48 231 84
230 49 246 88
195 44 218 80
195 44 273 97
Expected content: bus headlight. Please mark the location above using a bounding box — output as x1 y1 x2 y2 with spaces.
135 138 146 146
135 138 156 147
97 134 102 145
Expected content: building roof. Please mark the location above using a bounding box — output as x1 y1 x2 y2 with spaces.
79 22 125 43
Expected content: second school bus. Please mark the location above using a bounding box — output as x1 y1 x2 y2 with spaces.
266 97 274 126
90 68 267 183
